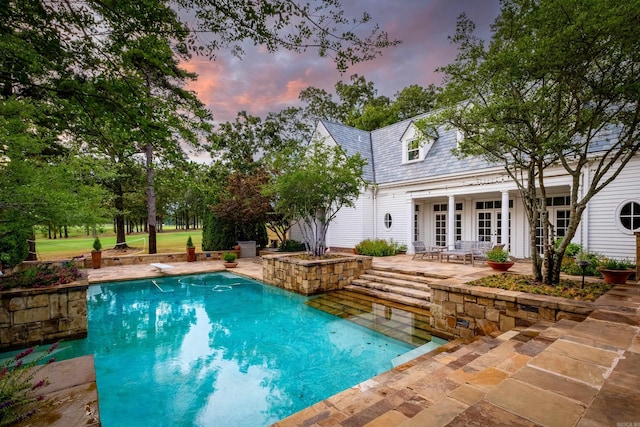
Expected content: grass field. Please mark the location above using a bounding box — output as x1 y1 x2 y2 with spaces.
35 229 203 261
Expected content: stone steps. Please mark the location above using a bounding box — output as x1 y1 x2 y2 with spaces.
345 284 431 309
348 268 433 309
371 265 450 280
306 289 433 346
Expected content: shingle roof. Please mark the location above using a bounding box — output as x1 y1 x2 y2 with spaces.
321 121 375 182
321 116 620 185
322 116 496 185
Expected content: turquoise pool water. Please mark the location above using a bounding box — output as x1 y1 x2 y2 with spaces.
55 272 416 426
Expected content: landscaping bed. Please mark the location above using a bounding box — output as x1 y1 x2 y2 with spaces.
467 274 612 302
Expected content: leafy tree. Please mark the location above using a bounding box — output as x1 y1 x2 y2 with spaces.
0 100 108 266
267 139 367 256
394 84 437 121
423 0 640 284
2 0 396 262
301 77 437 131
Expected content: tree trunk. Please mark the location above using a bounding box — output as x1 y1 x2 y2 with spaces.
146 141 157 254
114 188 128 249
26 229 36 261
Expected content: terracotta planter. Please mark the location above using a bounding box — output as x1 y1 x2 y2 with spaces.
223 262 238 268
91 251 101 269
599 268 634 284
186 247 196 262
487 260 514 272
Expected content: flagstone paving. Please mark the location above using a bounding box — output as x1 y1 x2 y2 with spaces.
21 255 640 426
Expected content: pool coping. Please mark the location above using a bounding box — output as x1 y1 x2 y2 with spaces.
14 355 99 427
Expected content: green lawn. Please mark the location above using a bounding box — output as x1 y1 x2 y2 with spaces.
35 229 203 261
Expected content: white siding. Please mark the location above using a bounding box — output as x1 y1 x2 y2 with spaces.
375 190 410 247
327 193 372 248
587 157 640 260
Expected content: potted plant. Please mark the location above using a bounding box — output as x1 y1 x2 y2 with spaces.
485 247 514 272
598 258 635 284
91 237 102 269
186 236 196 262
222 252 238 268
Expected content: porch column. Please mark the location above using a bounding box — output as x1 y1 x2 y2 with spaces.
407 197 414 253
448 195 455 249
501 190 509 252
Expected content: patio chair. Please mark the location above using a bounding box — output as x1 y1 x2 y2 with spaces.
412 241 440 260
412 241 428 260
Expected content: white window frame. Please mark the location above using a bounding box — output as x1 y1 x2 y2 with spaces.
384 213 393 230
616 199 640 234
401 123 436 164
405 138 421 163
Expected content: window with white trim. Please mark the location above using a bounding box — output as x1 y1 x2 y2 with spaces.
619 201 640 232
405 138 421 162
384 213 393 230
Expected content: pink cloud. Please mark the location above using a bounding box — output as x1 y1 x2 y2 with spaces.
182 0 501 124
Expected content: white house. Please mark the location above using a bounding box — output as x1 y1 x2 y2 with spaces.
295 116 640 260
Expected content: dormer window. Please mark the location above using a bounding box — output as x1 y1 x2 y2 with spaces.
401 122 436 164
407 139 421 162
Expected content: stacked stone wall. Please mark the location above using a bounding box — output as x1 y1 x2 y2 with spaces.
430 283 594 342
0 281 88 351
262 254 372 295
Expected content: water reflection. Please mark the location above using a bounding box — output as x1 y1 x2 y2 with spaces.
76 273 414 426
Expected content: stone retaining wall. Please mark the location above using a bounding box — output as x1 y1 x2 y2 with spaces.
262 253 372 295
0 280 88 351
430 282 594 341
84 250 239 268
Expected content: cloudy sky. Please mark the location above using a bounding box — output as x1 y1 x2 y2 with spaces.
182 0 502 125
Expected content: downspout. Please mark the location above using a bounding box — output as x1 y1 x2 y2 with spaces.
369 131 377 239
372 185 378 238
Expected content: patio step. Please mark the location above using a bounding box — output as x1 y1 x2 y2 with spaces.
306 289 433 346
371 265 450 280
348 268 432 309
364 269 433 285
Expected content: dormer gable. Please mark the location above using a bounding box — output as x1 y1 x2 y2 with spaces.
401 122 436 164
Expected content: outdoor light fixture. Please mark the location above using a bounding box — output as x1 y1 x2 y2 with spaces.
577 260 590 289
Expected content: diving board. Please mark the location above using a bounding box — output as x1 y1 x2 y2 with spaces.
150 263 175 273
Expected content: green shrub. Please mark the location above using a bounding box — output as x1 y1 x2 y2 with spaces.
355 239 397 257
485 247 510 262
92 237 102 252
278 240 305 252
0 224 30 269
186 236 194 248
561 251 601 276
598 257 635 270
555 239 582 257
223 252 237 262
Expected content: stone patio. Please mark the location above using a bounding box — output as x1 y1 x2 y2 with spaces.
20 255 640 426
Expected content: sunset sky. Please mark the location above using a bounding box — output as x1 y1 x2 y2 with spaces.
183 0 502 125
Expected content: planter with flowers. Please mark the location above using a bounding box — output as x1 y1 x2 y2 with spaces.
222 252 238 268
485 247 514 272
598 258 635 284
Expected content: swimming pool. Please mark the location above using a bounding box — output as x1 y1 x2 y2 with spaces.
56 272 418 426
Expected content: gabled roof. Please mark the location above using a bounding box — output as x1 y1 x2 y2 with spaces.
320 115 495 185
320 120 375 182
319 115 621 186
